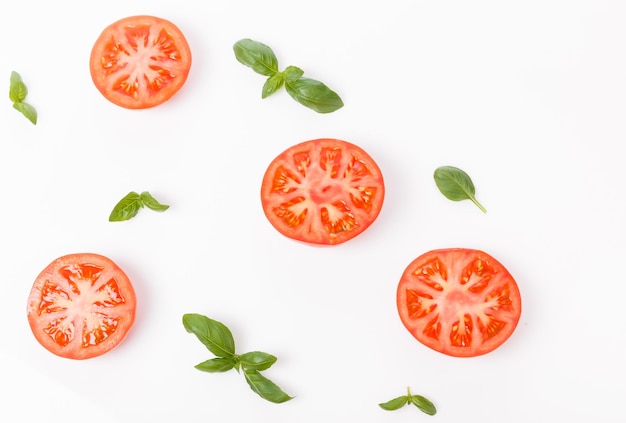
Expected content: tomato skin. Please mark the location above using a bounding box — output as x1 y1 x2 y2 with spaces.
261 138 385 246
89 15 192 109
397 248 522 358
27 253 137 360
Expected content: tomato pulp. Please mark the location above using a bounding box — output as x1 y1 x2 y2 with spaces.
89 15 192 109
27 253 137 360
261 138 385 245
397 248 522 357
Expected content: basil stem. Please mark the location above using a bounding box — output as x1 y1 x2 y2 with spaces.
433 165 487 213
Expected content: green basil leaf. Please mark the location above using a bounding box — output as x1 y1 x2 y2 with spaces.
240 351 277 371
262 73 284 98
9 71 27 103
410 395 437 416
284 77 344 113
194 356 238 373
243 368 293 403
182 313 236 358
433 165 487 213
140 191 169 212
10 71 37 124
109 191 143 222
282 65 304 82
378 395 408 411
13 102 37 125
233 39 279 77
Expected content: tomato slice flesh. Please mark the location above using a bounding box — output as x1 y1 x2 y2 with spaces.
261 139 385 245
90 15 192 109
27 254 136 360
397 249 522 357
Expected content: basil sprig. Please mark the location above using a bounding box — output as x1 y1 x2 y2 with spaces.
434 165 487 213
379 386 437 416
9 71 37 125
233 38 343 113
182 313 293 404
109 191 169 222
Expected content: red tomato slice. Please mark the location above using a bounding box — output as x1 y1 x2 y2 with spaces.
397 248 522 357
27 253 137 360
261 138 385 246
89 15 192 109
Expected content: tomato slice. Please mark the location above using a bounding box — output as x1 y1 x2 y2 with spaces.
89 15 192 109
397 248 522 357
27 253 137 360
261 138 385 245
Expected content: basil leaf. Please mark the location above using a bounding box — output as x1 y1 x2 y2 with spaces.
433 165 487 213
10 71 37 125
282 65 304 82
109 191 143 222
140 191 169 212
182 312 292 404
240 351 277 371
243 368 293 403
109 191 169 221
233 39 344 113
195 357 238 373
378 395 408 411
182 313 236 358
233 39 279 77
284 77 344 113
13 102 37 125
9 71 27 103
410 395 437 416
262 73 284 99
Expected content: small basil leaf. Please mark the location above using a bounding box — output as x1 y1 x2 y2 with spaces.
10 71 37 124
243 368 293 403
433 165 487 213
282 65 304 82
240 351 277 371
410 395 437 416
284 77 343 113
233 39 279 76
109 191 143 222
262 74 284 98
9 71 27 103
13 102 37 125
140 191 169 212
194 357 238 373
378 395 408 411
182 313 236 358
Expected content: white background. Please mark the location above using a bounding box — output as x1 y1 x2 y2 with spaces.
1 1 625 422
